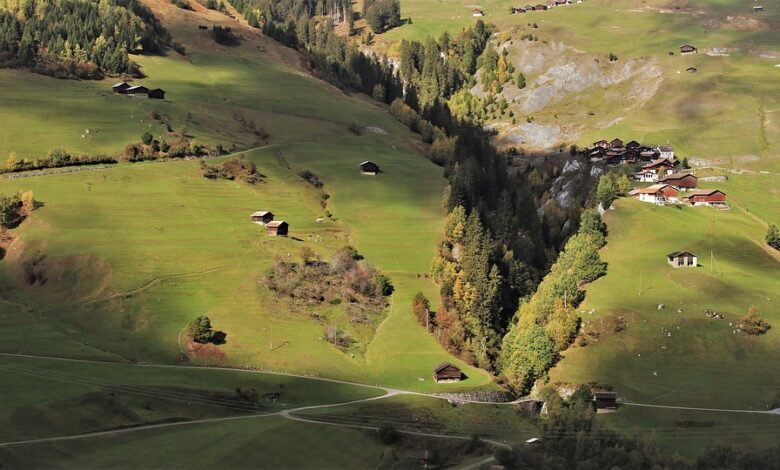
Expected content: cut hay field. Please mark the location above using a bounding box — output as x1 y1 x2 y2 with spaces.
550 198 780 409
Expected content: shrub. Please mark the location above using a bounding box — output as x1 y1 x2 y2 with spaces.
740 306 771 336
376 424 401 445
186 315 226 344
766 224 780 251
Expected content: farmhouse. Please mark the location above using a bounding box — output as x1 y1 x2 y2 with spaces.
360 161 380 175
682 189 727 207
592 389 617 412
659 172 698 190
266 220 289 236
112 82 131 94
472 8 484 16
433 362 462 382
680 44 698 54
753 5 764 13
667 251 698 268
628 184 678 205
250 211 274 224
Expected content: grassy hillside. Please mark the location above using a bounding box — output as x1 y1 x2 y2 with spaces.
372 0 780 166
0 0 493 393
550 195 780 403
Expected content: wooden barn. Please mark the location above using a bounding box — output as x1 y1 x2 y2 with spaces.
659 172 698 190
266 220 289 236
250 211 274 224
680 44 698 54
591 389 617 412
126 85 149 97
360 161 380 175
112 82 131 94
609 138 624 149
148 88 166 99
682 189 727 207
592 139 609 149
667 251 698 268
433 363 462 382
626 140 641 150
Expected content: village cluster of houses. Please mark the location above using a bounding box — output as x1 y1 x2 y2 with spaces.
112 82 166 99
250 211 289 236
586 138 728 208
508 0 584 14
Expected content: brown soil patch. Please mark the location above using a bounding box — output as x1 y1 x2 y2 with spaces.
185 339 228 364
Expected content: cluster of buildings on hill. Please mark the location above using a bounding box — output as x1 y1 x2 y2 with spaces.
587 138 728 208
627 158 727 207
509 0 584 14
112 82 166 99
586 138 673 165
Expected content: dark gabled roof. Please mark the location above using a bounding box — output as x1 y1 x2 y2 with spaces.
591 389 617 399
660 172 697 181
126 85 149 92
148 88 166 93
266 220 287 228
683 189 726 198
112 82 129 88
434 362 460 373
667 251 697 258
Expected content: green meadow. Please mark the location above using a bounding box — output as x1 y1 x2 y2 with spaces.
550 198 780 409
0 1 494 392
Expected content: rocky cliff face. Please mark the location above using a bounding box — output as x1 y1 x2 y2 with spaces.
474 39 663 151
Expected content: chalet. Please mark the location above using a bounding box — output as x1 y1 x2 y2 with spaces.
472 8 484 16
250 211 274 224
643 156 678 173
628 184 678 205
112 82 131 94
682 189 727 207
659 172 698 190
592 139 609 149
667 251 698 268
266 220 289 236
639 149 658 162
588 147 606 159
656 145 674 159
686 67 698 73
626 140 641 151
591 389 617 412
126 85 149 97
605 149 627 164
680 44 698 54
634 169 658 183
609 138 624 149
360 161 380 175
148 88 166 100
433 362 462 382
753 5 764 13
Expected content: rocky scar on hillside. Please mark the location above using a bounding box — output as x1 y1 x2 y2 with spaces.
475 39 662 150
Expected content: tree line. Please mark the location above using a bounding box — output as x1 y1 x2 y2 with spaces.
235 3 594 384
0 0 170 78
